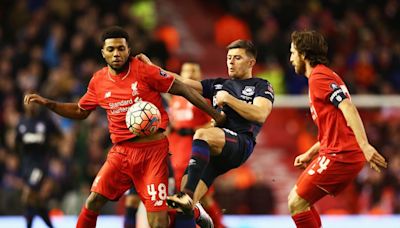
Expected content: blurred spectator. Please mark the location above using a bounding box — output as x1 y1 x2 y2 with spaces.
256 57 286 95
129 0 157 31
15 103 62 227
214 14 251 47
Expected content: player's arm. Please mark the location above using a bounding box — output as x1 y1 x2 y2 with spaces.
24 94 91 120
303 141 320 158
168 79 225 126
338 99 387 171
167 70 203 93
135 53 203 93
215 91 272 123
294 142 320 169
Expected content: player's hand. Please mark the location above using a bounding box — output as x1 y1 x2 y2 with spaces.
24 93 48 106
212 111 226 127
215 90 230 107
135 53 154 66
294 152 313 169
361 144 387 172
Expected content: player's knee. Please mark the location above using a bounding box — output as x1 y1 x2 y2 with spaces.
149 220 168 228
85 192 108 212
148 212 168 228
288 192 309 215
193 128 211 142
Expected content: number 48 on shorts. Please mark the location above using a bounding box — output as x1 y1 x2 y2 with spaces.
147 183 167 206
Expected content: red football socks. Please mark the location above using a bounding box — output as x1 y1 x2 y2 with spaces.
292 210 319 228
76 207 99 228
205 201 225 228
310 206 321 227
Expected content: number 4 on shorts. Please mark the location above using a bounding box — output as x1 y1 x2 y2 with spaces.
308 156 330 175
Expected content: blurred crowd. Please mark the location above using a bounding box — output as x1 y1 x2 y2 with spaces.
211 0 400 95
0 0 399 216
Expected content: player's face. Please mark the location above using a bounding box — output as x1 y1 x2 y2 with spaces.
290 42 306 75
180 63 201 81
102 38 130 71
227 48 254 79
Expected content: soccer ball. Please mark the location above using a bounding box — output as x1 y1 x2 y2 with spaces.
125 101 161 136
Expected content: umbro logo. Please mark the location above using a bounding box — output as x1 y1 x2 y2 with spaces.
215 84 223 90
105 91 111 98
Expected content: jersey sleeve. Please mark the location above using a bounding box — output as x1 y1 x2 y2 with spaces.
201 79 216 100
310 73 348 107
255 79 275 103
139 61 175 93
78 76 98 110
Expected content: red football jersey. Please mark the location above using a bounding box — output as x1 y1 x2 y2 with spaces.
308 64 365 162
169 96 211 129
78 58 174 143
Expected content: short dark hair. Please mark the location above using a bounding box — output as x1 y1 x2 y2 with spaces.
291 31 328 67
101 26 130 43
227 39 257 59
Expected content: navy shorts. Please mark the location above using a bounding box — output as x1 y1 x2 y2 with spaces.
186 128 255 188
22 166 46 190
21 158 48 190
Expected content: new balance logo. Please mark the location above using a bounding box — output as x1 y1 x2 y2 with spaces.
154 200 164 206
105 91 111 98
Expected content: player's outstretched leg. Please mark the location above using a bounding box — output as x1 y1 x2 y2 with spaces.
168 138 211 211
167 138 211 212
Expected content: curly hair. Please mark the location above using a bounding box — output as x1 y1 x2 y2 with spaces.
101 26 130 44
291 31 328 67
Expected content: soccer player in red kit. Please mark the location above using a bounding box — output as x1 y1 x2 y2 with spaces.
288 30 387 228
168 62 225 228
24 26 224 228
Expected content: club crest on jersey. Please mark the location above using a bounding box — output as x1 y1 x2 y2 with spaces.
159 69 167 77
242 86 255 96
104 91 111 98
131 82 139 96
